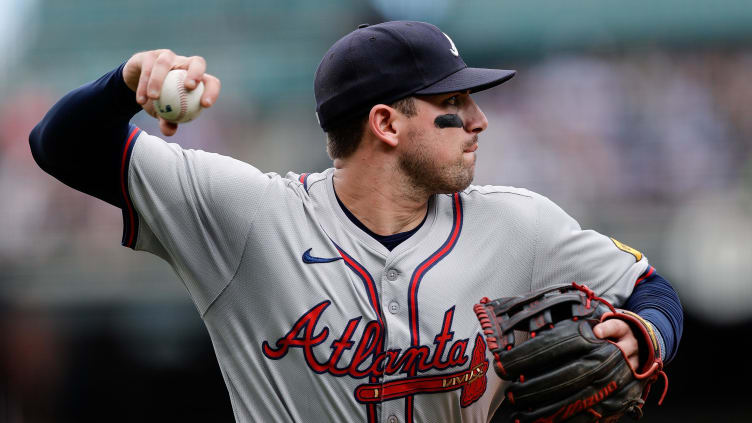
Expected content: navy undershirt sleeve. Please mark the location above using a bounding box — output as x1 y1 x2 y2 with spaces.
624 271 683 364
29 63 143 208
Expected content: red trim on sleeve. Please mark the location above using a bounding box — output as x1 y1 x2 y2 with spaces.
299 173 311 192
635 266 655 286
120 126 140 248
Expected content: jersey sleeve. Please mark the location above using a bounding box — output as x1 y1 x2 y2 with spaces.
123 127 273 314
530 194 649 306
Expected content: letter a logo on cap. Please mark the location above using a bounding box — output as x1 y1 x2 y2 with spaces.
443 32 459 57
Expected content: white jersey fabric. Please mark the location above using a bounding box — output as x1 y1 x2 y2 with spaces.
122 128 649 423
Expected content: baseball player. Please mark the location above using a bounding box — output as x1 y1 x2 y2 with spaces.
29 21 681 422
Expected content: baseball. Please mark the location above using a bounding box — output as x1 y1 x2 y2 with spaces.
154 69 204 123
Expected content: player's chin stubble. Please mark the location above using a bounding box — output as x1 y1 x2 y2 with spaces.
398 130 476 195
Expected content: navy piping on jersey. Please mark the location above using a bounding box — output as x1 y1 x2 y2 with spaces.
405 192 463 423
332 241 384 327
408 193 462 347
332 241 383 423
334 189 454 423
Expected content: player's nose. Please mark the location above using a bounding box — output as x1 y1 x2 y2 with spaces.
463 96 488 134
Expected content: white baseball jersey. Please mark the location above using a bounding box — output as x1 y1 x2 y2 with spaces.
120 125 649 423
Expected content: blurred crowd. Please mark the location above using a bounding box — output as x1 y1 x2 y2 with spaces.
477 50 749 206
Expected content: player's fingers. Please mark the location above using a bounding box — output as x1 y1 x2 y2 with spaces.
159 117 179 137
135 51 158 105
593 319 630 339
146 49 178 100
614 337 640 370
184 56 207 91
201 73 221 108
595 320 640 369
123 51 148 94
141 99 157 118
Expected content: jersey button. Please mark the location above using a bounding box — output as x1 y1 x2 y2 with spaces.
386 269 399 281
387 415 399 423
388 301 400 314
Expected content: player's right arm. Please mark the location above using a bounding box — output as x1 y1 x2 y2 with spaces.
29 50 220 206
29 50 272 315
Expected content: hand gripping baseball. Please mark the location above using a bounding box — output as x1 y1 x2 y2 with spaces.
122 49 221 136
474 283 667 422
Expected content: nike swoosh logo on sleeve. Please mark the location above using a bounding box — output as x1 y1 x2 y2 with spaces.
302 248 343 264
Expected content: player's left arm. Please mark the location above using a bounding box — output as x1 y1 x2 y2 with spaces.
530 193 683 368
593 269 683 369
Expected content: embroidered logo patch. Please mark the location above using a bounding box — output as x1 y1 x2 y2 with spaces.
610 238 643 262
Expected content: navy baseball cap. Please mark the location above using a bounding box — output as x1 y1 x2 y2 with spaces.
314 21 516 131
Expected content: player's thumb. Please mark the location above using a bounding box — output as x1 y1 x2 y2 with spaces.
159 118 178 137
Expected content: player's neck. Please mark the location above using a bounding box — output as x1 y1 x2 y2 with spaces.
333 162 428 236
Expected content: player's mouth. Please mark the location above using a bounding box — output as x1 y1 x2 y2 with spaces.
463 137 478 153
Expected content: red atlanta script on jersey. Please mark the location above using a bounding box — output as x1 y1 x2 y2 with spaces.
262 300 488 406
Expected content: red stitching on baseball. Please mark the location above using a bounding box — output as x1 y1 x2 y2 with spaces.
176 75 188 121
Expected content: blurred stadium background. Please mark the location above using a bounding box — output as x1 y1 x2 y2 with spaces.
2 0 752 421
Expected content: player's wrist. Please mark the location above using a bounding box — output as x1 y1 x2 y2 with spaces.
643 318 665 361
113 62 145 116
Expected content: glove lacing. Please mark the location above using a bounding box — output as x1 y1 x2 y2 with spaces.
571 282 669 406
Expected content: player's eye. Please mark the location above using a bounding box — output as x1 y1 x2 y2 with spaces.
446 95 459 106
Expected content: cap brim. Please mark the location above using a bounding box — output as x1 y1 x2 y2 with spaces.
414 67 516 95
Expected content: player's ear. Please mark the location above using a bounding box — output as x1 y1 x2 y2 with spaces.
367 104 400 148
